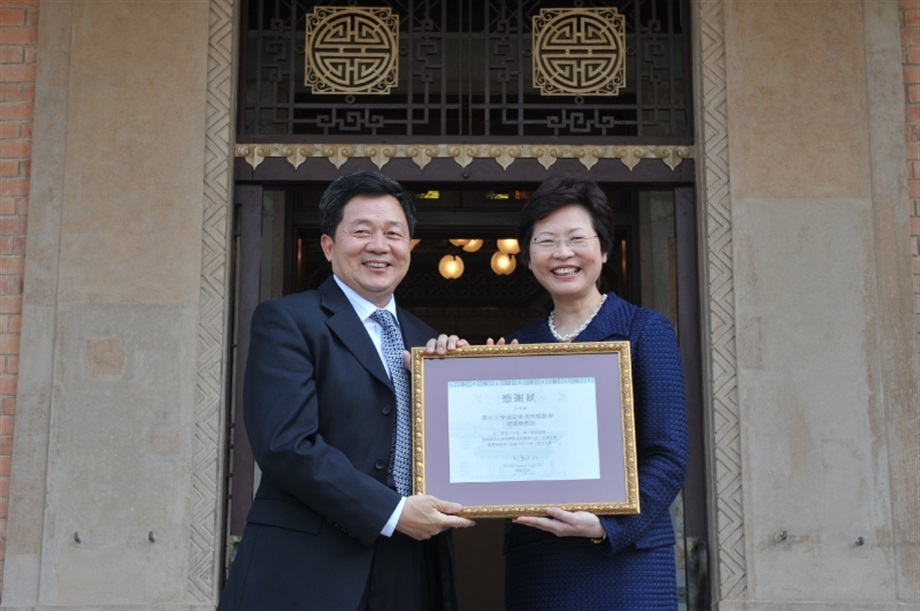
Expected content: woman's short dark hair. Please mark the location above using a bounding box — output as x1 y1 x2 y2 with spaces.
318 170 417 238
517 175 615 266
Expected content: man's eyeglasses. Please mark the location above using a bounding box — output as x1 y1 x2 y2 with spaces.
530 235 598 251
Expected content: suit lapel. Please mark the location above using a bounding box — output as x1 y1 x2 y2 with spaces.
318 278 392 389
395 306 427 349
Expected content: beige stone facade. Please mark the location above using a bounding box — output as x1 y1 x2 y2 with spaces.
1 0 917 609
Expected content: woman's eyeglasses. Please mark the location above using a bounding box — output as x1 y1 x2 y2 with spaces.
530 235 598 251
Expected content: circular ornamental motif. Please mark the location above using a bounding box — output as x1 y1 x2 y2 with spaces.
533 9 626 96
305 7 399 95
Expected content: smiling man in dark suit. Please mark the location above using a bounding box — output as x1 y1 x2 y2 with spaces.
218 170 475 611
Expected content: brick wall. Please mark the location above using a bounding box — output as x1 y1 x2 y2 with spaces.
904 0 920 356
0 0 37 594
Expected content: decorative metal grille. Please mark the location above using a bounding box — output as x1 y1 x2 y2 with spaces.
304 7 399 94
239 0 691 141
532 8 626 96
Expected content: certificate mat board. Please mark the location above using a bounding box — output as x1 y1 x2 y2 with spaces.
411 341 639 518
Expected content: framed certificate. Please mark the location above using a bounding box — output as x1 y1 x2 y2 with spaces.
410 341 639 518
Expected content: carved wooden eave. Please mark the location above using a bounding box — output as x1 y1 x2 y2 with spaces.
234 143 694 172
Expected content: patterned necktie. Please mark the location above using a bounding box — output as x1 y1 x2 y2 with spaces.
371 309 412 496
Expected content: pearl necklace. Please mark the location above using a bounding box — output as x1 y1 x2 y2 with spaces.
548 294 608 342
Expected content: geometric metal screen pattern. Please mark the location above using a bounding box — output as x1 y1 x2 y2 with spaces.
239 0 692 141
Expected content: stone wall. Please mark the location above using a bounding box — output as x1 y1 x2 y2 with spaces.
2 1 221 607
717 0 918 607
0 0 38 597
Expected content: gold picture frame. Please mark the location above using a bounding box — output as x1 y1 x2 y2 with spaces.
410 341 639 518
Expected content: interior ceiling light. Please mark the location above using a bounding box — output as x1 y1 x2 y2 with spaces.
490 251 517 275
461 239 483 253
438 254 464 279
496 239 520 255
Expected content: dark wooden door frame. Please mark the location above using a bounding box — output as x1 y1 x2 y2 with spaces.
224 184 262 568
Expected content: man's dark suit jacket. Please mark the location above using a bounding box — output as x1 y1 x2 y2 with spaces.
218 277 457 610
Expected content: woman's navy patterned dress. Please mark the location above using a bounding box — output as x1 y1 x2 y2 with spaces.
505 292 689 611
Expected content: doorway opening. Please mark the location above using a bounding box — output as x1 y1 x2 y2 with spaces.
226 181 704 609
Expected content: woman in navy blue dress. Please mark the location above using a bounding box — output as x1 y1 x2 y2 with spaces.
503 176 688 610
